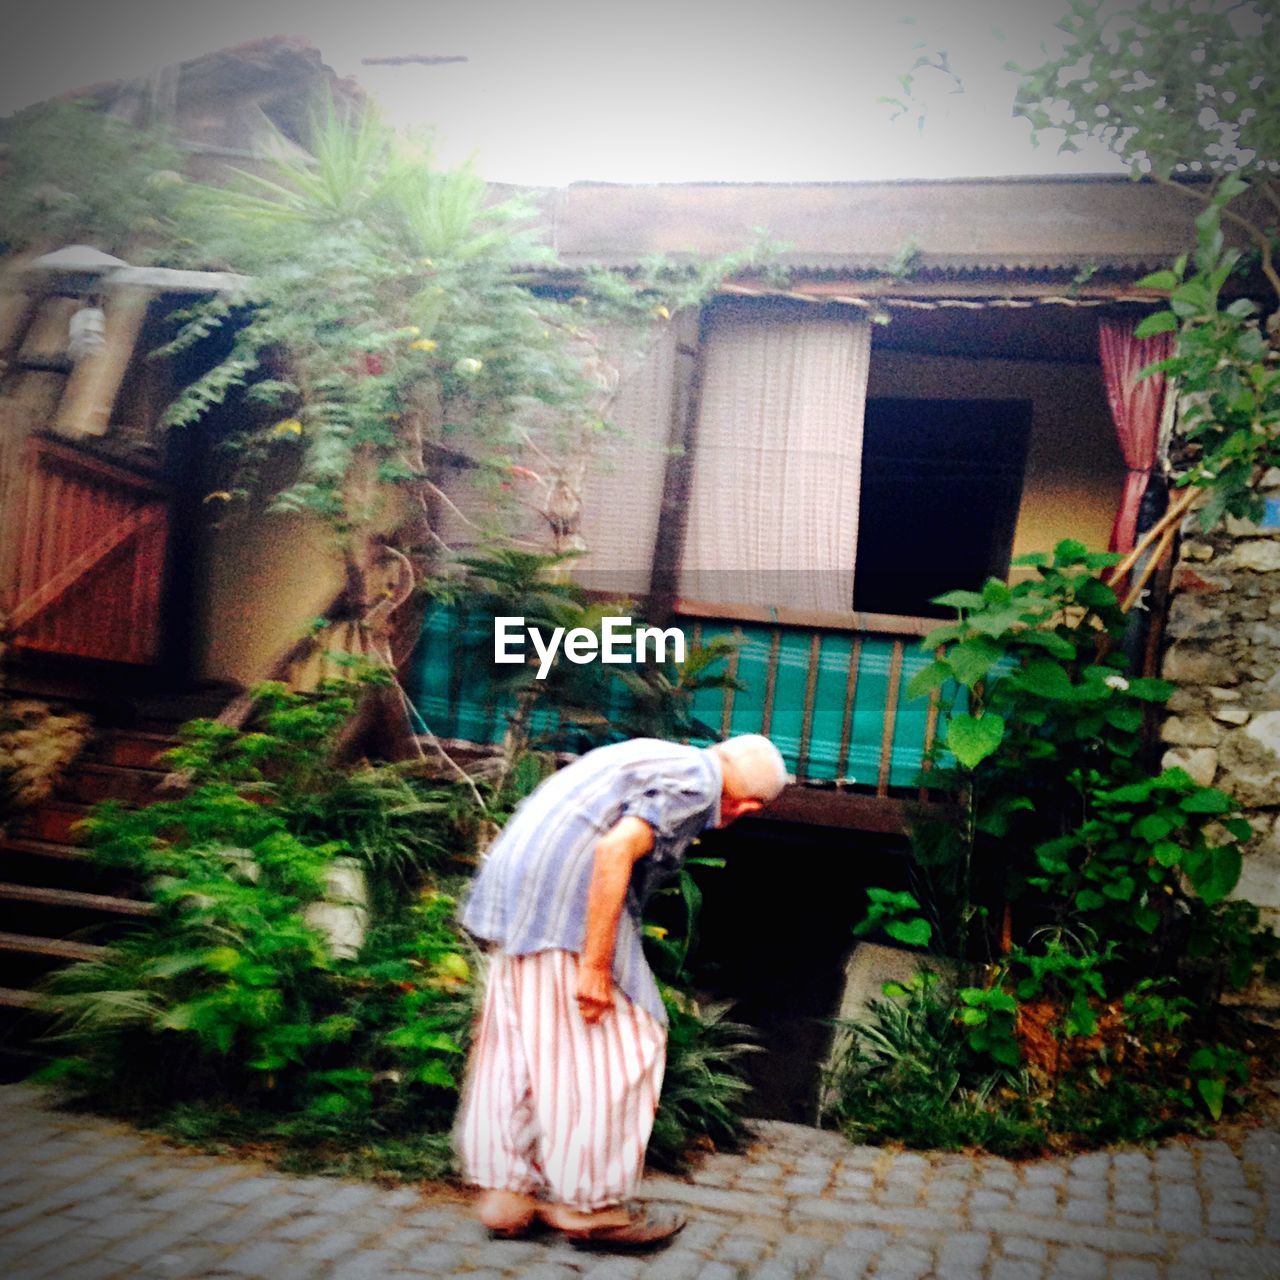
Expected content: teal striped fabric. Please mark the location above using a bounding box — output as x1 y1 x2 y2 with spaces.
405 604 944 790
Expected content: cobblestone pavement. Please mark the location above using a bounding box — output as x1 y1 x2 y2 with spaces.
3 1085 1280 1279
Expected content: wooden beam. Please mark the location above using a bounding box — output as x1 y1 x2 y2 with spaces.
836 637 862 784
0 931 106 961
0 883 156 916
796 632 821 782
674 597 937 638
647 306 706 618
719 625 742 738
758 787 910 833
54 286 153 438
29 434 166 492
876 639 906 797
760 628 782 738
757 786 959 833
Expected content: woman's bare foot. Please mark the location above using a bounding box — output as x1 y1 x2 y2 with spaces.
475 1188 538 1237
538 1202 632 1233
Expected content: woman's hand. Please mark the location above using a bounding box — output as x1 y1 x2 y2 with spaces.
575 963 614 1023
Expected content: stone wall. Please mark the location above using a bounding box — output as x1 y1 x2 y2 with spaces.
1160 471 1280 921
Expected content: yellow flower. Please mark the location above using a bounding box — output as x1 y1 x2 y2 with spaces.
272 418 303 436
410 338 438 353
642 924 669 940
651 304 671 320
202 490 232 504
404 326 422 338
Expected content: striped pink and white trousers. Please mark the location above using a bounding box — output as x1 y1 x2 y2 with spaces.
455 949 667 1211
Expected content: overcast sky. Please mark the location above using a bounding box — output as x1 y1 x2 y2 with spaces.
1 0 1126 186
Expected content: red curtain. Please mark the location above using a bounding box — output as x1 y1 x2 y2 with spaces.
1099 318 1175 554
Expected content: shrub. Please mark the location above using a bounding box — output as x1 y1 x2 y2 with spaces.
38 680 479 1175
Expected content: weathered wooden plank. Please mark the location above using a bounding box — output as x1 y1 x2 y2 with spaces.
719 626 742 739
796 632 822 783
760 628 782 738
0 932 106 961
55 287 153 438
876 639 906 797
647 306 706 618
758 788 925 834
674 598 936 637
919 675 943 803
0 883 155 917
836 637 862 785
8 504 163 632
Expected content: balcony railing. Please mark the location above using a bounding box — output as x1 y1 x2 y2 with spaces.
407 600 946 804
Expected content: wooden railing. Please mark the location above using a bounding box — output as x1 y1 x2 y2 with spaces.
672 601 945 801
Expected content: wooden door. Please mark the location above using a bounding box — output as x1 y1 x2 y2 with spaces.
6 435 169 665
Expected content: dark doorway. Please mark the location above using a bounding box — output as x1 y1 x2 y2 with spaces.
667 821 907 1124
853 398 1032 618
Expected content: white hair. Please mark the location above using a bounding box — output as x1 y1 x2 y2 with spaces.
714 734 789 802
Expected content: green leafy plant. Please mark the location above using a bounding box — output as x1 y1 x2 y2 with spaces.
37 681 480 1175
956 984 1021 1069
824 974 1042 1157
853 887 932 949
1187 1043 1250 1122
843 538 1278 1148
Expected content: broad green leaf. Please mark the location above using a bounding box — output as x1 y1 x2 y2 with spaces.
1010 551 1049 567
906 659 950 700
920 623 964 651
1152 840 1184 868
931 589 986 610
1017 630 1077 660
1134 903 1160 933
949 637 1003 688
1135 270 1179 292
1053 539 1089 566
1104 778 1158 804
1075 889 1106 911
412 1060 458 1088
1102 875 1135 901
1223 818 1254 843
989 1040 1021 1067
1134 310 1178 338
1014 658 1076 700
885 917 932 948
969 606 1027 637
1105 703 1144 732
1134 813 1173 843
1192 844 1242 906
945 713 1006 770
1179 788 1234 815
1126 675 1172 706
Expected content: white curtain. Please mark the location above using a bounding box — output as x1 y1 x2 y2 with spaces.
574 325 679 597
679 307 871 610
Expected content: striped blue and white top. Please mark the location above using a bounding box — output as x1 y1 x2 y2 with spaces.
460 738 723 1025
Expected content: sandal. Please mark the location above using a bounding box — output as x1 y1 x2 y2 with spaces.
565 1206 687 1252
